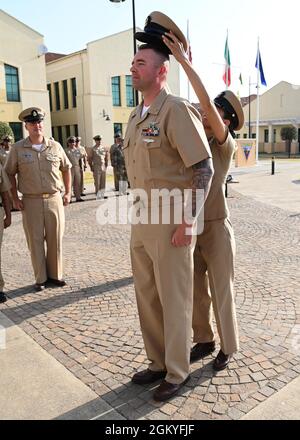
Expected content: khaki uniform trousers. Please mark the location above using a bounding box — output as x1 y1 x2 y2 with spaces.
0 208 4 291
80 168 85 194
22 193 65 284
131 216 197 385
71 165 82 200
193 218 239 355
93 168 106 194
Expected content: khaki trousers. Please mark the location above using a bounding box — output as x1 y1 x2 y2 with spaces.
0 208 4 291
93 168 106 194
71 166 82 200
80 168 85 194
193 218 239 355
131 219 196 385
22 193 65 284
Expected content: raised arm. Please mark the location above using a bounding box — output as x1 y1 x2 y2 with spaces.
162 32 228 144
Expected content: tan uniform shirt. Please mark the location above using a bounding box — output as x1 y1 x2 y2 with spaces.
90 146 108 170
0 164 12 201
124 88 211 203
5 137 72 196
0 148 10 167
204 132 237 221
66 147 82 168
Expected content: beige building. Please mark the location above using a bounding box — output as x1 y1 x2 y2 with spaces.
46 29 181 148
0 9 51 140
238 81 300 155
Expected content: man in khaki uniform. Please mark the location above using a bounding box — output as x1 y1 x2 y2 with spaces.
126 12 214 402
88 135 108 200
0 164 12 303
75 137 88 196
66 136 84 203
5 107 72 292
0 135 13 167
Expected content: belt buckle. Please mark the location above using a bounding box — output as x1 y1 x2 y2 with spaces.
42 194 50 199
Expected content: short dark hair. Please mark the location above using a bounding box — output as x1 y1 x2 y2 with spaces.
138 43 170 63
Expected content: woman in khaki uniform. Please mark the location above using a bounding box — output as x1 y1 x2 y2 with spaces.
66 136 84 203
164 32 244 371
5 107 72 292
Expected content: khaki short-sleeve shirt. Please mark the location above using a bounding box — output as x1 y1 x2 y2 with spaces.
204 132 237 221
123 88 211 203
66 148 82 168
0 148 9 167
5 137 72 196
90 146 108 170
0 164 12 194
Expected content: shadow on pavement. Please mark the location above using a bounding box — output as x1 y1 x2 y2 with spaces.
2 276 134 327
54 367 215 420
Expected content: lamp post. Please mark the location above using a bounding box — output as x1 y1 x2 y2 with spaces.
109 0 139 105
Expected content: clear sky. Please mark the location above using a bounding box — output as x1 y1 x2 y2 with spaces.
1 0 299 100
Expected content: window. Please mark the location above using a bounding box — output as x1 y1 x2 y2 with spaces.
114 123 122 136
264 129 269 143
63 80 69 110
126 75 134 107
236 134 240 139
5 64 20 102
251 133 256 139
54 82 61 111
47 84 53 112
71 78 77 108
74 124 79 137
243 133 248 139
51 127 55 138
112 76 121 107
9 122 23 142
57 126 63 145
274 129 277 143
65 125 71 138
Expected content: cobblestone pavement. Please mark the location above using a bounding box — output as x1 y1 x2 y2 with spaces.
1 189 300 420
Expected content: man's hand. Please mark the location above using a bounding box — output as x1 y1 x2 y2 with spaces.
63 193 71 206
13 198 24 211
4 216 11 229
171 221 194 248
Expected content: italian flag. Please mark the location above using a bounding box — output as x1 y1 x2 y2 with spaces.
223 34 231 88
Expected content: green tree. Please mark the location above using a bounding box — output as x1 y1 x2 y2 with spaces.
281 126 297 158
0 122 14 143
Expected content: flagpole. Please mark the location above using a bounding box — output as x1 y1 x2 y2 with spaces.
187 20 191 101
226 30 229 90
256 38 260 164
249 76 252 138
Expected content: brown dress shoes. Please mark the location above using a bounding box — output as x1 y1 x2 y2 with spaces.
153 376 191 402
213 350 232 371
132 369 167 385
190 341 216 363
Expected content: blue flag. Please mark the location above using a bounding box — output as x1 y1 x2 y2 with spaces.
255 48 267 86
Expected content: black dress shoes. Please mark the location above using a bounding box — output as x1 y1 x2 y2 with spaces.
0 292 7 303
190 341 216 363
153 376 191 402
47 278 67 288
132 369 167 385
34 283 46 292
213 350 232 372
